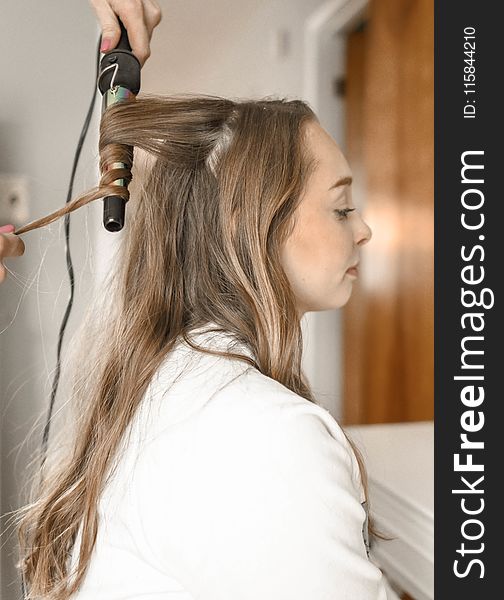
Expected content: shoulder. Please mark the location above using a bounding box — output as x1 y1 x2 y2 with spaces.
194 365 364 500
137 336 363 498
228 367 357 450
140 357 361 494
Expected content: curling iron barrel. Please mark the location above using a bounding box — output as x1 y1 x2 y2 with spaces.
97 20 141 232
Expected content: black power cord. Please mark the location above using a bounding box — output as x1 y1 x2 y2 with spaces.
40 36 102 471
20 35 102 600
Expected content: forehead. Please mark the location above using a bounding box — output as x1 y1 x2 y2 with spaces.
303 121 352 179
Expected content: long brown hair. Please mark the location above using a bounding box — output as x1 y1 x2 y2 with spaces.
12 92 390 599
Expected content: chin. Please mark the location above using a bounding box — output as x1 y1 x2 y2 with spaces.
307 295 352 312
297 282 354 313
331 289 353 310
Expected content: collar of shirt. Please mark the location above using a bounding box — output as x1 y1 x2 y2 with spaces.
184 322 256 363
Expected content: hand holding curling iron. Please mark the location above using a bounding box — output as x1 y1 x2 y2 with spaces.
90 0 163 67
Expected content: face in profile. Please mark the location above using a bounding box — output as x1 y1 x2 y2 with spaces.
280 120 372 316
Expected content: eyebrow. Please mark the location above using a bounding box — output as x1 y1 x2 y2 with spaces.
328 175 353 190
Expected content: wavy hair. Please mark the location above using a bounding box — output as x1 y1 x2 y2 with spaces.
11 92 389 599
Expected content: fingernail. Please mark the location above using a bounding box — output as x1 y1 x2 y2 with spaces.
0 224 15 234
100 38 111 52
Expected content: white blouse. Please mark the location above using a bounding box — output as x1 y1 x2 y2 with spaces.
69 325 390 599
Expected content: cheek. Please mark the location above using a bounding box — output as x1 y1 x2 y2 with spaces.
281 222 316 285
280 213 357 312
281 214 351 290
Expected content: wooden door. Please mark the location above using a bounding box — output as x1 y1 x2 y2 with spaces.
342 0 434 424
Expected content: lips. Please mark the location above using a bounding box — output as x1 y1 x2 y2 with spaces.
346 263 359 277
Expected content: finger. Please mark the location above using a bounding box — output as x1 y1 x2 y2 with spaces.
109 0 152 66
0 233 25 259
0 233 19 283
142 0 162 32
89 0 123 52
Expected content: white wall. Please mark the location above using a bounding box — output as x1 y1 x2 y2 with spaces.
0 1 350 597
0 2 101 595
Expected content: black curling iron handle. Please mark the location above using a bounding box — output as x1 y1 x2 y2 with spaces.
117 19 132 52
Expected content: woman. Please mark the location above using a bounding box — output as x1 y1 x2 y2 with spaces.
10 3 392 600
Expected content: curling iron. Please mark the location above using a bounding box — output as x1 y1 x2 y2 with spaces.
97 19 141 231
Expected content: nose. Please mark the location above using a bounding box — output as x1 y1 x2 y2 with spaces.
355 213 372 246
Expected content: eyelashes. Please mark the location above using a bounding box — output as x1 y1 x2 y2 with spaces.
334 208 356 220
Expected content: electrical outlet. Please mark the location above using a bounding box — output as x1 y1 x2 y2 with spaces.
0 173 30 227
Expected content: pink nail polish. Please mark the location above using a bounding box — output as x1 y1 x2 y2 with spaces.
0 224 15 233
100 38 111 52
